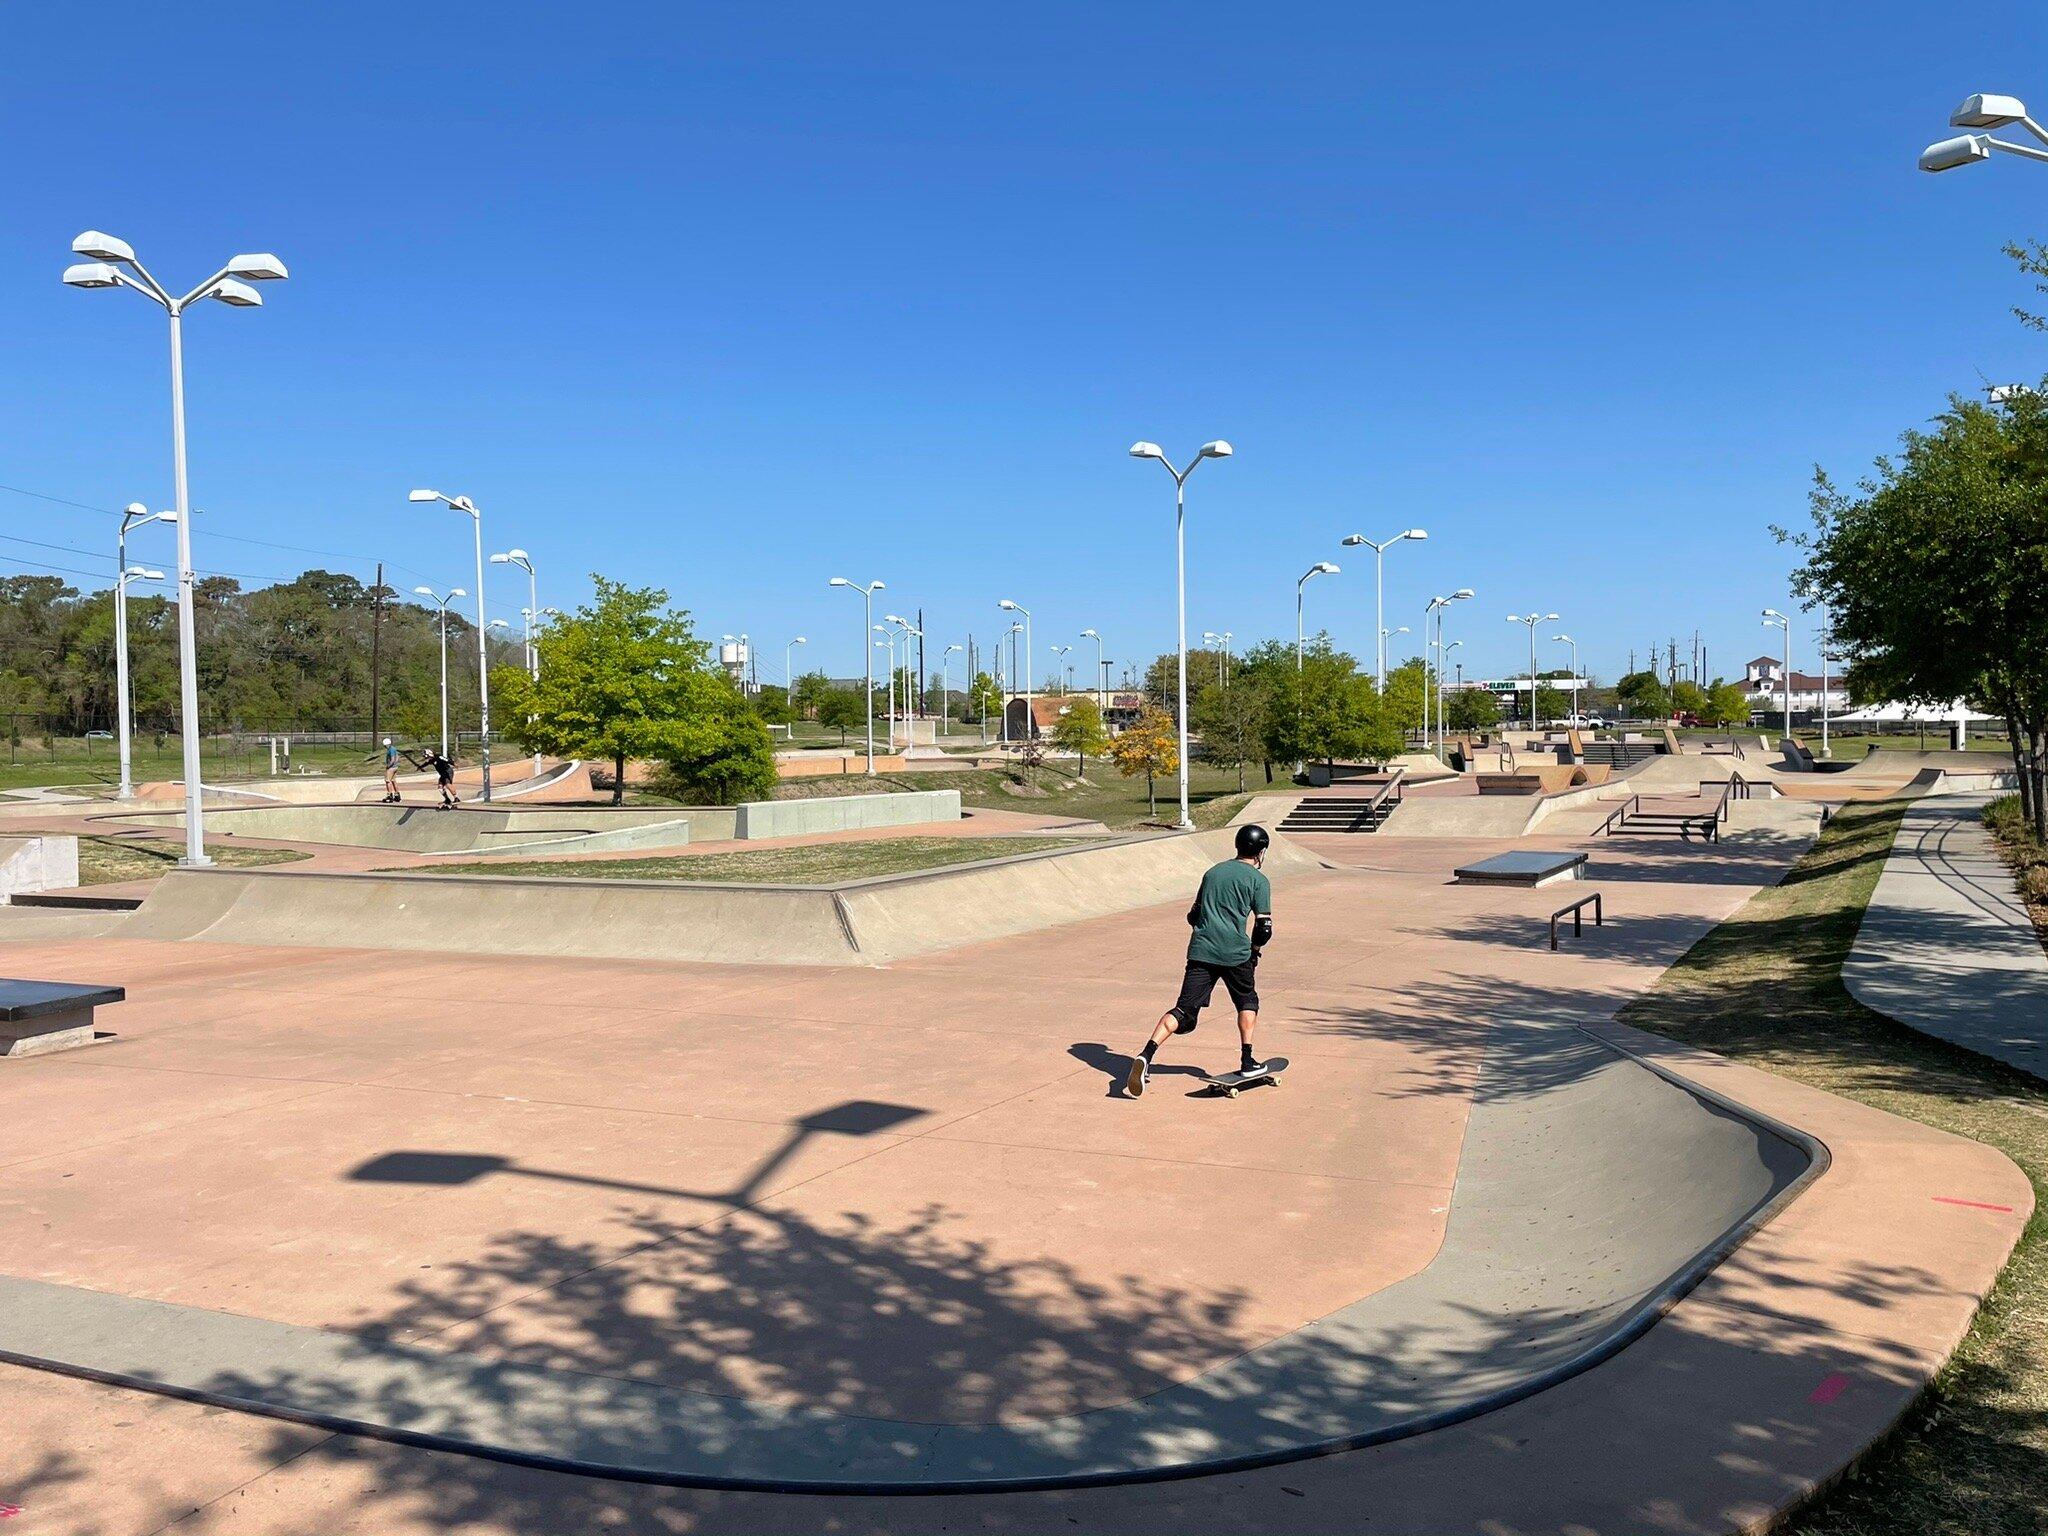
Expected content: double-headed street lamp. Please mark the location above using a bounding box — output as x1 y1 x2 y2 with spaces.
1342 528 1428 688
1296 561 1340 670
1079 628 1106 700
409 490 494 800
114 501 178 799
1050 643 1073 694
998 599 1033 743
886 616 921 747
113 564 165 799
490 548 540 775
1130 439 1233 830
1762 608 1793 743
1439 639 1464 748
941 643 963 735
828 578 885 774
1423 590 1474 753
1920 93 2048 173
1506 611 1561 729
67 231 288 863
412 586 467 757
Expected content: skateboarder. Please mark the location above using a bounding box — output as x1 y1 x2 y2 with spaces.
416 747 459 810
380 738 401 803
1125 823 1273 1098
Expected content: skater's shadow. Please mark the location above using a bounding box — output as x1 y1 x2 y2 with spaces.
1067 1042 1206 1097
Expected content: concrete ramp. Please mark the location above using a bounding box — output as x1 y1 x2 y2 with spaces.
105 803 694 857
111 828 1323 967
1377 794 1544 839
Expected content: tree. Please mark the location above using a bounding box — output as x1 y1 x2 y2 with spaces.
967 671 1001 729
1263 649 1398 770
1381 657 1427 742
654 675 779 804
1142 649 1224 720
1703 680 1752 729
1050 696 1110 781
817 688 867 746
1445 686 1499 732
750 688 797 728
792 670 833 720
1109 704 1179 820
1532 684 1568 724
493 576 729 806
1669 679 1708 720
1191 676 1268 791
1787 390 2048 837
1615 670 1670 721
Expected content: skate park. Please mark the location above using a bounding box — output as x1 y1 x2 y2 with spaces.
0 732 2032 1534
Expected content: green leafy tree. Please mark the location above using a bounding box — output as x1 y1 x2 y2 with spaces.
1109 703 1179 819
1381 657 1427 743
494 576 737 805
1191 676 1268 791
750 688 797 727
1445 686 1500 732
1669 679 1708 720
967 671 1001 728
1049 695 1110 781
817 688 867 746
654 676 779 803
1142 649 1225 720
1703 680 1753 728
792 670 833 719
1615 670 1671 721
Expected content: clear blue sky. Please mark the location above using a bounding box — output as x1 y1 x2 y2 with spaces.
4 2 2044 691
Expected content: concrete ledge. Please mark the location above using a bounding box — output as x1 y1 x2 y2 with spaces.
0 836 78 902
734 789 960 840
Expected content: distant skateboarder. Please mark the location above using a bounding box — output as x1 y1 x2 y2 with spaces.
380 738 401 803
1125 823 1273 1098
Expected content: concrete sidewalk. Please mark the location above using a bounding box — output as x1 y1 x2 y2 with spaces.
1844 793 2048 1078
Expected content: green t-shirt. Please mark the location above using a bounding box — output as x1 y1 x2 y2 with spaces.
1186 859 1272 967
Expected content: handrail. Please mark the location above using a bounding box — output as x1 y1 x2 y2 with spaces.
1550 891 1604 950
1596 795 1639 837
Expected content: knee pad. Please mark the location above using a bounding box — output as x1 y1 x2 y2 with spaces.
1172 1011 1198 1035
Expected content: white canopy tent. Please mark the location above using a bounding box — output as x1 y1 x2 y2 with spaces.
1831 700 1999 746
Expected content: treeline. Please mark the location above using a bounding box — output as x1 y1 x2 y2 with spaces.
0 570 521 740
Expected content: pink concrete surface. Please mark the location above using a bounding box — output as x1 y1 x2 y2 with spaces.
0 818 2026 1534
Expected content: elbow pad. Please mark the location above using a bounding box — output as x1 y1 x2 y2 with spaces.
1252 916 1273 948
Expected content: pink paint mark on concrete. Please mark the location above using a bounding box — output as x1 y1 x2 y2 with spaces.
0 1505 21 1519
1809 1373 1850 1406
1933 1196 2016 1213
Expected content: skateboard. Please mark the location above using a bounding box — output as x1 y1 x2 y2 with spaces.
1196 1056 1289 1098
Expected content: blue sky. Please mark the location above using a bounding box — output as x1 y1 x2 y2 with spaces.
4 1 2045 691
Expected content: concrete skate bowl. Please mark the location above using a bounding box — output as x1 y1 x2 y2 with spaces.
99 803 697 858
0 1021 1821 1490
111 826 1324 966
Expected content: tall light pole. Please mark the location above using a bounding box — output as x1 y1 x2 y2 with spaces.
1506 611 1561 730
828 577 885 774
942 643 962 735
1763 608 1793 743
412 586 467 757
490 548 540 776
113 564 165 798
1920 94 2048 173
784 636 807 706
114 501 177 799
1424 590 1474 755
1203 631 1228 686
67 232 288 864
1296 561 1340 670
1552 633 1580 724
1130 439 1233 830
1080 628 1105 702
888 617 921 746
409 490 493 800
876 624 897 751
1818 601 1832 759
1050 643 1072 693
1439 639 1463 749
1342 528 1428 688
999 599 1034 744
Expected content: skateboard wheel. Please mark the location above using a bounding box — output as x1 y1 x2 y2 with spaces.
1225 1087 1239 1098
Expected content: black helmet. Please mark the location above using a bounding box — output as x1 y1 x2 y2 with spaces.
1234 823 1270 858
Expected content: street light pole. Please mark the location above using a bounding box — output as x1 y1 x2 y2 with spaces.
1506 611 1561 730
999 600 1034 746
1440 639 1463 749
1763 608 1793 744
114 502 177 799
113 563 165 798
1424 591 1474 755
412 587 467 758
1342 529 1428 688
828 578 885 774
784 636 807 706
1130 440 1233 830
490 548 540 776
67 232 288 862
1553 633 1580 724
1296 561 1339 670
1920 93 2048 173
410 491 493 799
1080 629 1104 705
1817 601 1832 759
942 644 962 735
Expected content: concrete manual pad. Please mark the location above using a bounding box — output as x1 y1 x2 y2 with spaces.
1452 849 1587 886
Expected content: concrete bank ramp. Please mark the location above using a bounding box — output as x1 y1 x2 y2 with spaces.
0 1020 1817 1489
1377 793 1543 839
114 827 1324 967
105 803 695 857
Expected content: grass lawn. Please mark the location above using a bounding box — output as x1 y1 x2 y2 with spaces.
1618 799 2047 1534
1984 794 2048 951
76 835 309 886
394 835 1099 885
1790 731 2012 758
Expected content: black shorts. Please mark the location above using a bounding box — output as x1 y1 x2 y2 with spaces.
1169 957 1260 1029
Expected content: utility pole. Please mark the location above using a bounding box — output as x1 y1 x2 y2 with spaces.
369 561 385 748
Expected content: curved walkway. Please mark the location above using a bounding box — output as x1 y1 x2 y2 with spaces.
1844 793 2048 1078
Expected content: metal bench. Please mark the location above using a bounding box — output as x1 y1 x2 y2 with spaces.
0 979 124 1058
